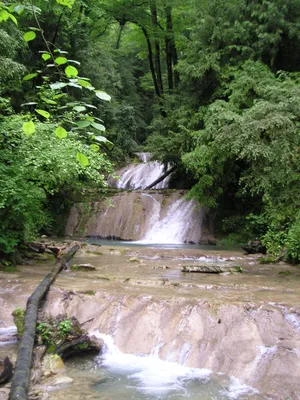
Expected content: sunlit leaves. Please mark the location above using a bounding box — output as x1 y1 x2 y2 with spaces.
76 152 89 166
90 144 100 152
24 31 36 42
55 126 67 139
42 53 51 61
50 82 68 90
56 0 75 8
55 56 68 65
73 105 86 112
95 90 111 102
23 73 38 81
36 109 50 119
78 79 93 88
22 121 35 136
65 65 78 78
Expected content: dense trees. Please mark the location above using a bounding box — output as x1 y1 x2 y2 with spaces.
0 0 299 261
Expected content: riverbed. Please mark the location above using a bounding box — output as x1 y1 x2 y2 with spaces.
1 244 300 399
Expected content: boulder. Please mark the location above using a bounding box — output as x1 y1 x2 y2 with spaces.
241 240 266 254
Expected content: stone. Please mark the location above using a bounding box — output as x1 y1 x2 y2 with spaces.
53 376 73 385
241 240 266 254
43 370 51 378
71 263 95 271
181 265 242 273
129 257 140 263
42 354 65 373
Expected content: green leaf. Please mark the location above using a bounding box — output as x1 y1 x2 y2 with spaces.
90 144 100 152
65 65 78 78
55 56 68 65
21 102 38 106
41 97 57 105
23 73 38 81
67 59 80 65
78 79 92 88
8 13 18 25
42 53 51 61
76 152 89 166
36 109 50 119
92 122 105 131
73 106 86 113
24 31 36 42
22 121 35 136
56 0 75 8
0 10 10 22
95 90 111 102
50 82 68 90
55 126 68 139
84 103 97 109
76 120 91 128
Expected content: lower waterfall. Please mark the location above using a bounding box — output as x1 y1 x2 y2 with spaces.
65 191 207 244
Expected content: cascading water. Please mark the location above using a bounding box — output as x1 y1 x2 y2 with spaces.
115 152 171 190
66 152 209 244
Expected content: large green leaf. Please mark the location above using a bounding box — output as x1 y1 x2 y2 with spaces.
65 65 78 78
55 126 68 139
42 53 51 61
55 56 68 65
76 152 89 166
36 109 50 119
50 82 68 90
76 120 90 128
95 90 111 102
73 106 86 113
92 122 105 131
22 121 35 136
78 79 93 88
23 73 38 81
24 31 36 42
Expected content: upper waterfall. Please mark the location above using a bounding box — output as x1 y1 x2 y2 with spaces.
115 152 171 190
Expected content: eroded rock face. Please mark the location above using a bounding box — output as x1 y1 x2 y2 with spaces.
43 288 300 399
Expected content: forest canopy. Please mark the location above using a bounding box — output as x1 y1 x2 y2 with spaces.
0 0 299 262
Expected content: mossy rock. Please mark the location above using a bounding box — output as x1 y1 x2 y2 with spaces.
258 257 276 264
12 307 25 337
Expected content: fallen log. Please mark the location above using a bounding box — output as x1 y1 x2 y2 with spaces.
9 244 80 400
0 356 13 385
145 165 177 189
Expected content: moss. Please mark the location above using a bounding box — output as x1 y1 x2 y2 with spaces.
12 307 25 337
86 250 104 255
73 342 89 350
278 270 292 276
80 290 96 295
258 257 276 264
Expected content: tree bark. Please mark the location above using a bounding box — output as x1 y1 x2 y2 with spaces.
151 2 163 95
116 22 126 49
9 244 80 400
165 5 179 89
140 25 161 97
145 165 176 189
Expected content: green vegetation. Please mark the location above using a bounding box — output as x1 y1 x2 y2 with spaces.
0 0 299 262
12 307 25 337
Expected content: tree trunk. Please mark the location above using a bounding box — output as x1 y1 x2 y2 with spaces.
9 244 80 400
145 165 177 189
116 22 125 49
140 25 161 97
165 5 179 89
151 2 163 95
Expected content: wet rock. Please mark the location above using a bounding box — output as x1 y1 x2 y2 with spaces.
42 354 65 374
0 356 13 385
128 257 140 263
181 265 242 273
71 263 95 271
241 240 266 254
53 376 73 385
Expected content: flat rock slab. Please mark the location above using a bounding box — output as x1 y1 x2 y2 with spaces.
181 265 242 273
71 263 95 271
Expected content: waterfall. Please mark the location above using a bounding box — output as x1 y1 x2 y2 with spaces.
115 153 171 190
66 153 209 244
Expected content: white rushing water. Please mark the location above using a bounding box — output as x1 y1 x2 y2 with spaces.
87 331 259 399
138 198 203 244
116 153 171 190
